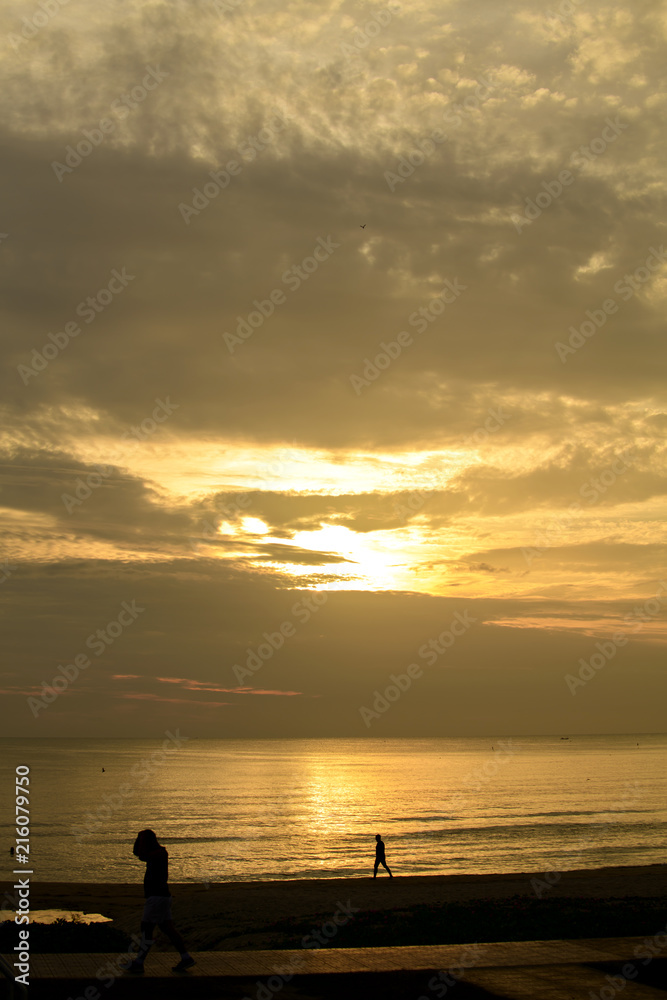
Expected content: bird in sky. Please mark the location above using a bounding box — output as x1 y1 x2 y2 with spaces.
360 224 366 228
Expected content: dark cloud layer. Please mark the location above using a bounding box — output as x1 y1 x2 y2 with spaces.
3 559 666 736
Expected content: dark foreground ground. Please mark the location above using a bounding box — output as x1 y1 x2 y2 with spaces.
6 941 667 1000
2 864 666 952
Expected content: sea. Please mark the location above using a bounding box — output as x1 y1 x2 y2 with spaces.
1 735 666 885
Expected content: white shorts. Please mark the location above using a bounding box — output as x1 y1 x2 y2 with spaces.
142 895 172 923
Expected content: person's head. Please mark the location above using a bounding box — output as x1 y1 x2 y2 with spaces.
133 829 160 860
375 833 381 841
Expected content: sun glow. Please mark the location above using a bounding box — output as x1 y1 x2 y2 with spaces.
7 408 658 601
241 517 270 534
209 513 421 590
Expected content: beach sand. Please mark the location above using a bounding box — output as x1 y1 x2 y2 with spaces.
4 865 666 951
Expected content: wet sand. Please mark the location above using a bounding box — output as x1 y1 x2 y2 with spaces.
3 864 666 951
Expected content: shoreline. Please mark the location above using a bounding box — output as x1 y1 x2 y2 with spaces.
3 864 666 951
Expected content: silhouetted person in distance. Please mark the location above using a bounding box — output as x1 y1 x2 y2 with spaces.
374 833 393 878
126 829 195 974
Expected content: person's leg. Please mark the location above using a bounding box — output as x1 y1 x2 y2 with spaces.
127 920 155 970
373 860 379 878
139 920 156 957
159 919 195 971
159 919 187 954
383 860 393 878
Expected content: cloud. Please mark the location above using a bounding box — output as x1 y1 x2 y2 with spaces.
2 0 666 734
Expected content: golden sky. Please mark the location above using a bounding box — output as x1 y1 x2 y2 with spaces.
1 0 666 735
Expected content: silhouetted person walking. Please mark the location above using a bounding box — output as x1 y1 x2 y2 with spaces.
373 833 393 878
126 829 195 974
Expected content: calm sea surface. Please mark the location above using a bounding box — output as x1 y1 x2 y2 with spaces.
1 735 665 884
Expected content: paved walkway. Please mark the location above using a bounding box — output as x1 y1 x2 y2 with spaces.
5 937 667 999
